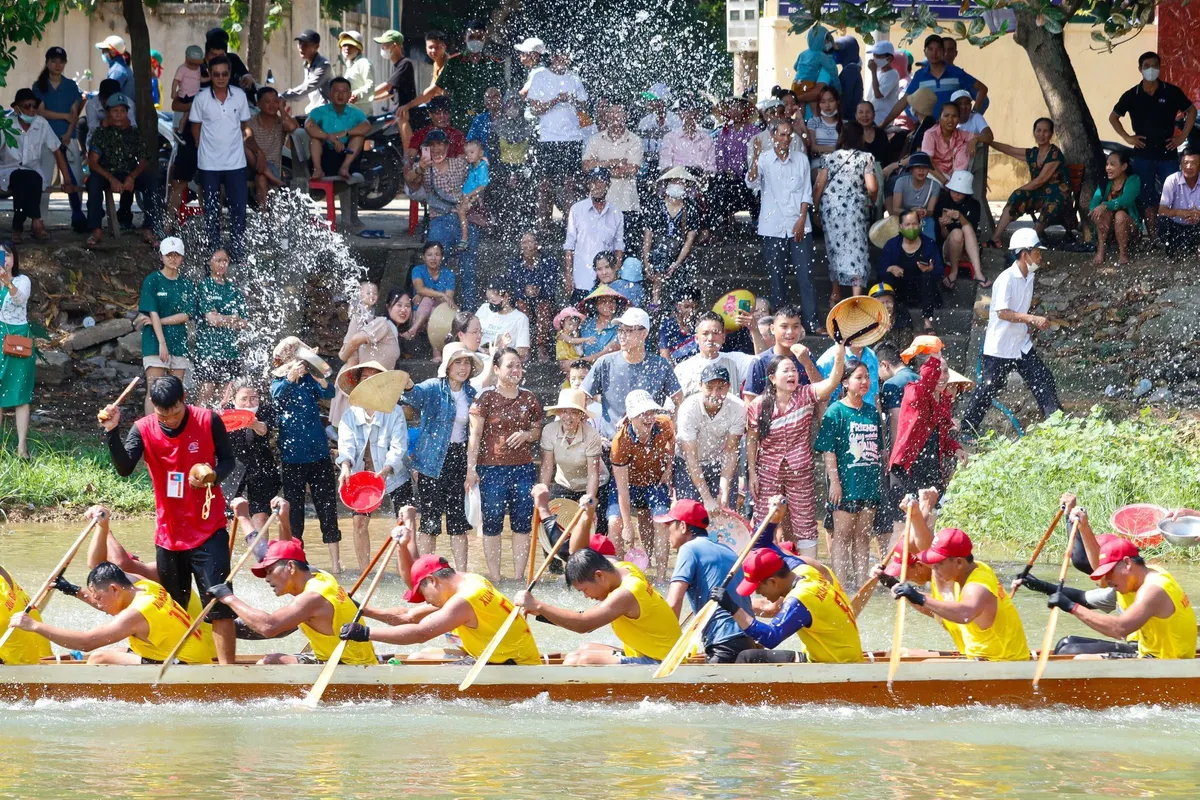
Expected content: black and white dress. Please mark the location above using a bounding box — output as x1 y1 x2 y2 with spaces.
818 149 875 288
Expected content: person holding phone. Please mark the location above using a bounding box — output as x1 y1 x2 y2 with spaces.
877 209 944 333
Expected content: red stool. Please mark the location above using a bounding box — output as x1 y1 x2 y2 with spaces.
408 199 419 236
177 186 203 225
308 179 338 231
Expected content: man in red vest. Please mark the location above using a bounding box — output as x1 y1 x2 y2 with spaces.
99 375 237 662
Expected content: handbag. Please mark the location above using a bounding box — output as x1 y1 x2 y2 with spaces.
0 286 31 358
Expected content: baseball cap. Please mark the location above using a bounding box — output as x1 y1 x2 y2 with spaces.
950 89 973 102
700 364 731 385
869 41 896 57
641 82 671 102
95 35 127 54
295 29 321 44
374 30 405 45
159 237 185 256
251 539 308 577
654 499 710 528
916 528 973 564
589 534 617 556
514 37 546 54
756 97 783 112
45 46 68 62
338 30 365 50
735 548 786 596
585 166 612 183
185 45 205 61
906 151 933 169
1008 228 1047 251
884 550 924 579
106 93 132 109
1089 537 1140 580
405 554 452 602
422 128 450 144
615 307 651 330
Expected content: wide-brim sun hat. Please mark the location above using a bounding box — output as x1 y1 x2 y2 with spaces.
438 343 485 379
348 368 414 413
946 170 975 195
624 389 663 419
545 388 596 418
946 367 976 393
869 216 900 249
826 296 891 347
427 303 457 349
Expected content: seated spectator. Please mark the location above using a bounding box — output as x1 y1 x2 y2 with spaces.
405 241 456 359
804 86 842 166
505 230 558 361
1088 150 1141 266
85 93 160 246
410 95 465 157
616 258 646 310
246 86 298 207
476 279 531 361
711 96 759 232
878 209 943 332
934 170 985 288
84 79 124 154
608 390 676 578
306 76 368 182
657 290 700 364
577 284 627 363
641 167 699 306
882 88 937 182
1 89 78 243
337 31 375 114
1157 147 1200 256
889 151 941 240
952 89 992 146
854 101 891 166
590 251 638 306
921 102 973 184
985 117 1071 248
659 96 716 176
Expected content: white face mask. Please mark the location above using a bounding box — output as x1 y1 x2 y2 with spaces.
466 39 484 54
873 56 890 68
664 184 686 199
1141 67 1160 82
1025 258 1040 273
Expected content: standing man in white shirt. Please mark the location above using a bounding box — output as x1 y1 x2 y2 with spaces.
527 44 589 222
745 120 820 334
963 228 1060 434
866 42 900 127
190 56 253 262
563 167 625 303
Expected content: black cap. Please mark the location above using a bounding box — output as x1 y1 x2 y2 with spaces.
906 151 933 169
463 18 487 31
485 277 510 292
295 29 321 44
423 128 450 144
12 88 38 108
45 46 68 62
585 166 611 183
427 95 452 112
700 364 731 384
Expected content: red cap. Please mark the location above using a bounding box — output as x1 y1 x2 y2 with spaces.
405 554 451 602
735 548 786 596
589 534 617 557
1089 537 1140 580
916 528 973 565
653 499 710 528
251 539 308 577
884 550 922 579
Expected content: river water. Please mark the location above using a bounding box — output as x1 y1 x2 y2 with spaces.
3 518 1199 798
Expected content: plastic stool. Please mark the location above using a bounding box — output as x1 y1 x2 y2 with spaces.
408 199 419 235
177 185 203 225
308 178 338 231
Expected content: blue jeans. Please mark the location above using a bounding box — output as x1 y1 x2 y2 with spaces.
478 463 535 536
760 234 818 331
201 168 248 262
607 483 671 519
428 214 481 310
1130 156 1179 213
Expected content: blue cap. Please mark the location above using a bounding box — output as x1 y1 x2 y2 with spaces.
106 93 132 109
619 257 643 283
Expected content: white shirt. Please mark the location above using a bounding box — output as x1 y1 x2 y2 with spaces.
984 262 1036 359
676 392 747 465
190 86 251 171
336 405 410 493
564 198 625 291
746 148 813 239
0 113 59 192
0 274 31 326
583 131 644 212
475 304 531 351
745 129 802 170
636 110 682 158
450 389 469 443
959 112 991 136
869 69 900 125
674 350 757 398
526 69 588 142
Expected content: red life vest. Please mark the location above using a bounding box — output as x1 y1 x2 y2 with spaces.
136 406 226 551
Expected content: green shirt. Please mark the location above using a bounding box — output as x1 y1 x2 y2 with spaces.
88 124 143 175
193 277 247 361
438 53 506 130
814 400 882 502
139 270 193 358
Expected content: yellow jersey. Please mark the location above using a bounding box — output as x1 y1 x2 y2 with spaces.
610 562 681 661
786 565 864 664
1117 567 1196 659
0 570 53 665
930 561 1030 662
454 573 541 666
299 571 377 665
129 579 213 664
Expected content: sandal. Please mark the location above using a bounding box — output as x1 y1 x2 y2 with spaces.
942 276 957 291
981 239 1002 249
86 233 103 248
978 276 992 289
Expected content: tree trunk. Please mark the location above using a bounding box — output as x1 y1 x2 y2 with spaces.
246 0 268 82
122 0 159 178
1013 8 1104 239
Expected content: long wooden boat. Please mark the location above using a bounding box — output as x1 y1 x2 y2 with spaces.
4 654 1200 707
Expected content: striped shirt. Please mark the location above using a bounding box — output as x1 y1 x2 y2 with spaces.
747 384 817 473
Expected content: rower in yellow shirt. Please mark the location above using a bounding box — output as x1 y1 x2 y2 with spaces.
1048 536 1196 659
0 565 53 664
514 547 682 665
892 527 1030 661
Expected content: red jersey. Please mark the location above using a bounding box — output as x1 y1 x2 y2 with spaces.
136 407 226 551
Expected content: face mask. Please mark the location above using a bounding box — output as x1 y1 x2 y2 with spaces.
466 40 484 54
664 184 686 199
824 40 835 53
873 56 890 68
900 227 920 240
18 113 36 125
244 405 259 415
821 110 837 119
488 301 504 313
1025 259 1040 273
1141 67 1160 82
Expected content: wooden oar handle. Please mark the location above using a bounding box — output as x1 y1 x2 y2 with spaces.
1013 505 1066 597
720 499 786 590
348 536 393 597
528 500 593 590
226 511 280 583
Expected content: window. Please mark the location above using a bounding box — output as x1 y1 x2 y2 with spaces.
745 9 756 19
729 9 741 20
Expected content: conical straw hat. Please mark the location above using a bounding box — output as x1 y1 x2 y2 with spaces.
826 296 891 348
348 368 414 413
869 215 900 249
427 303 457 350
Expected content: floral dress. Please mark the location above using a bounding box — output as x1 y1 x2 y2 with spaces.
818 149 875 287
1005 145 1070 222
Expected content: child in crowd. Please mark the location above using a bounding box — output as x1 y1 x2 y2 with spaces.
614 257 645 309
219 379 281 533
554 307 594 371
172 46 204 108
457 139 490 250
567 359 604 429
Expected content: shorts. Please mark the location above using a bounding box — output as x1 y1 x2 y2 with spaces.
672 456 721 502
155 528 235 621
705 635 759 664
241 468 282 517
478 463 536 536
828 499 878 514
193 357 240 385
618 655 660 665
534 140 584 182
417 442 472 536
607 482 671 520
143 354 193 373
735 649 807 664
171 139 198 183
245 162 282 182
548 481 610 534
354 481 414 518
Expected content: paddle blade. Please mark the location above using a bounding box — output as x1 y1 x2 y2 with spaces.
155 597 218 684
653 602 715 679
303 639 350 707
459 606 521 692
1033 607 1061 689
887 604 906 687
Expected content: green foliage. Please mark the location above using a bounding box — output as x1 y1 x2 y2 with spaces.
223 0 287 54
941 408 1200 560
0 431 155 515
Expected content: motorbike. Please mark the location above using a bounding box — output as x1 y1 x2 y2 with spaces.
355 112 404 210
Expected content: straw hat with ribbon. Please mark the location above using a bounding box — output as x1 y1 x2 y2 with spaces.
576 283 631 314
869 215 900 249
438 343 485 379
826 296 891 348
427 303 457 349
657 166 700 184
349 368 414 414
545 388 596 418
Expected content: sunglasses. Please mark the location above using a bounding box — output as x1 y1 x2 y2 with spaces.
210 70 230 78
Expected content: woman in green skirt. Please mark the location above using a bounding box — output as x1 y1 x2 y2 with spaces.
0 242 35 457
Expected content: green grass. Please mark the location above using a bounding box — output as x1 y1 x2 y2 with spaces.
942 407 1200 561
0 429 155 516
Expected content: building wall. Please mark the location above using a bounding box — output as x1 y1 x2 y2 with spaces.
755 8 1159 198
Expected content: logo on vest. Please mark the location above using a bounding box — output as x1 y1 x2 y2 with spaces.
188 442 200 453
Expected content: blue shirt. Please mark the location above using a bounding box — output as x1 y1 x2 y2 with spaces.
581 351 681 438
403 377 478 478
579 316 618 358
608 278 643 309
466 111 494 158
463 160 490 196
744 349 813 396
32 78 83 138
307 102 368 144
270 374 335 464
504 255 559 298
107 59 136 104
904 64 978 118
657 316 698 364
882 366 919 413
411 263 456 294
671 534 753 647
816 345 880 407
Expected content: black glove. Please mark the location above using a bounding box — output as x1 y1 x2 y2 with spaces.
208 583 234 602
340 622 370 642
709 587 740 615
877 572 899 589
1047 591 1077 613
892 581 926 606
1017 572 1057 596
53 573 81 597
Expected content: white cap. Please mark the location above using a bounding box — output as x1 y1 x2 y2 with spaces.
949 89 973 102
868 41 895 56
643 82 671 102
624 389 663 419
756 98 783 112
514 37 546 54
615 307 651 330
159 237 185 256
338 30 364 49
95 35 127 54
946 170 974 195
1008 228 1047 251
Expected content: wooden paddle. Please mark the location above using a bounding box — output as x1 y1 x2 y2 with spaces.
1033 517 1082 689
852 535 904 618
654 499 786 680
227 516 241 556
298 533 394 657
458 502 591 692
155 512 278 683
96 376 141 423
886 504 916 689
526 507 542 586
302 536 400 707
1011 505 1066 598
0 518 101 651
